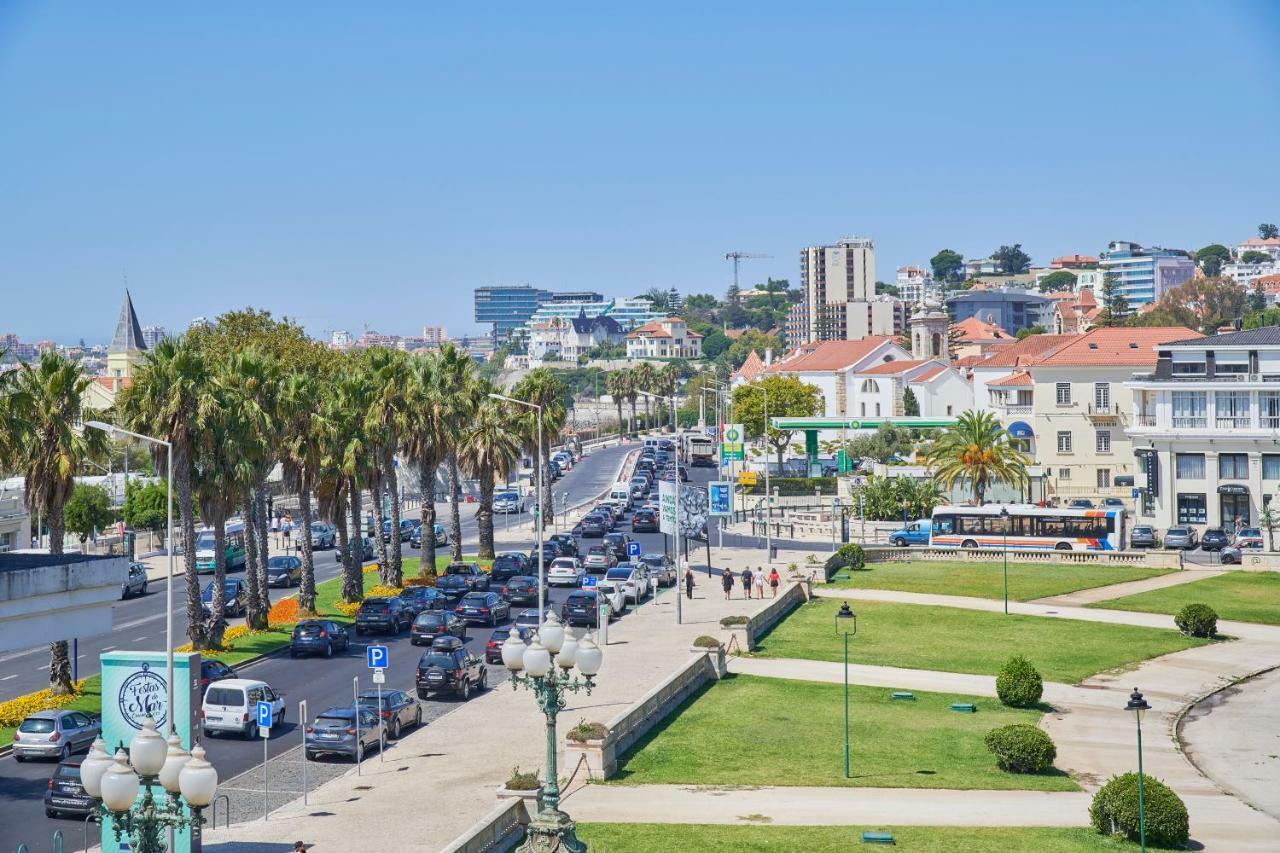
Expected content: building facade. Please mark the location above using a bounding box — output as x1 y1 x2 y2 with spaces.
528 314 625 364
799 237 875 343
140 325 167 350
946 289 1053 333
474 285 552 338
527 296 657 330
896 266 935 305
1099 241 1196 308
625 317 703 359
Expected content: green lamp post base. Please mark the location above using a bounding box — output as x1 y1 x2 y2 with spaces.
518 806 587 853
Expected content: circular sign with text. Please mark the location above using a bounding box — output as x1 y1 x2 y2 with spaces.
117 662 168 730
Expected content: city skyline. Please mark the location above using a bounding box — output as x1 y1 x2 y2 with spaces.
2 2 1278 342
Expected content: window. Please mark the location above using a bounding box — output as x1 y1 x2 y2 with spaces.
1261 393 1280 428
860 403 866 416
875 403 881 416
1094 382 1111 412
1058 468 1071 480
1215 392 1251 429
860 379 879 393
1055 383 1072 405
1219 453 1249 479
1172 391 1207 429
1176 494 1207 525
1171 355 1206 375
1097 469 1112 488
1096 430 1111 453
1176 453 1205 479
1264 454 1280 480
946 405 953 415
1056 431 1072 453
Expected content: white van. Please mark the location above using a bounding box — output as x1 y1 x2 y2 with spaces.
201 678 286 740
609 484 633 510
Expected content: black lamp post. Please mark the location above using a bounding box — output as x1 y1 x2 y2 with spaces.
835 602 857 778
1000 506 1010 614
1125 687 1152 853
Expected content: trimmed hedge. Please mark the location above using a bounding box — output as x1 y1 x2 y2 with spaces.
745 477 837 496
984 724 1056 773
824 543 867 577
1174 602 1218 638
995 655 1044 708
1090 773 1189 848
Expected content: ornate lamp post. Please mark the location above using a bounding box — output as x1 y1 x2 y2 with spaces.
502 614 604 852
77 718 219 853
835 601 857 778
1000 506 1010 615
1125 687 1152 853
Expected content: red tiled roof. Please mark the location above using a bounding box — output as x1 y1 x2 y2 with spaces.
951 316 1011 341
1051 254 1098 268
909 364 948 383
858 359 926 375
1255 274 1280 293
766 336 896 373
953 355 987 369
92 376 133 390
732 350 767 383
988 371 1032 387
1035 327 1200 367
972 334 1077 369
627 318 699 339
1240 237 1280 248
724 329 747 339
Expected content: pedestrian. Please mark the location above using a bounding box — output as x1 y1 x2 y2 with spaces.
684 568 695 599
293 843 307 853
282 514 292 551
740 567 753 598
769 567 780 598
721 569 734 600
753 566 765 599
270 513 280 547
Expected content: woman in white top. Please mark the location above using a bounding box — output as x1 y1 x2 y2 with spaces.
753 567 766 599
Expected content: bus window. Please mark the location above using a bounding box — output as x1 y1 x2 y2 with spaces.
933 516 955 535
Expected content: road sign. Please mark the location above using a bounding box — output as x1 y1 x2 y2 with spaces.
372 669 386 684
737 470 758 486
658 480 677 535
626 541 642 558
708 481 732 516
721 423 745 461
366 645 388 670
256 700 273 730
581 575 597 588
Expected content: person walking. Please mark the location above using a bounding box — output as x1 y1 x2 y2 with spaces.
721 569 734 600
282 514 293 552
270 513 280 548
740 567 753 598
768 567 781 598
684 568 695 600
753 567 765 600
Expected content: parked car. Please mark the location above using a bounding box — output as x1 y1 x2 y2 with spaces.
1128 526 1157 549
398 586 447 615
603 532 634 560
594 581 629 616
1234 527 1265 549
502 575 548 606
336 535 376 563
411 610 468 645
290 619 351 658
309 522 336 550
382 518 417 543
201 678 285 739
120 561 148 599
485 626 533 664
1164 526 1199 550
548 533 579 557
304 706 383 761
493 491 526 514
560 587 623 627
454 591 510 626
640 553 676 587
1200 527 1231 552
201 578 248 617
889 520 931 547
266 555 303 587
409 523 450 549
605 564 649 603
1101 498 1127 510
443 561 490 591
12 711 99 762
357 689 421 739
1066 498 1095 508
630 509 658 533
513 607 555 630
354 597 412 635
489 553 529 584
578 514 608 538
548 557 585 587
200 659 235 693
583 545 617 573
415 637 487 700
44 757 94 818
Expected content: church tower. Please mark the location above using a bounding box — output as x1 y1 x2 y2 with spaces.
910 298 950 361
106 290 147 386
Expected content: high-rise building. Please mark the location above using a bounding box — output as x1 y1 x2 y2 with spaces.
1099 241 1196 308
896 266 935 305
799 237 876 343
421 325 448 345
141 325 167 349
474 285 553 338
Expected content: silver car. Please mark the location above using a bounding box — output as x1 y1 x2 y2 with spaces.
310 522 336 549
1164 526 1198 550
493 492 525 514
12 711 100 762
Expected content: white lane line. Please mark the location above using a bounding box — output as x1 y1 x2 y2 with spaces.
37 664 49 670
102 646 117 651
0 674 17 681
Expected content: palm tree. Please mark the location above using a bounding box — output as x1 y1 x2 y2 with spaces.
363 348 412 586
624 369 641 436
925 410 1028 505
278 368 326 611
606 370 629 437
193 393 242 649
654 363 679 431
7 353 107 692
458 387 522 559
331 363 374 603
631 361 656 430
509 369 567 530
121 337 213 649
435 344 478 561
403 355 446 577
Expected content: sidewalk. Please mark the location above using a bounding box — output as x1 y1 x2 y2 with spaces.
1032 567 1229 607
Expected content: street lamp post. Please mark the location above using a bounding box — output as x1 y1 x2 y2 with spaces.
999 506 1010 615
490 395 546 620
1125 687 1152 853
835 602 857 778
501 615 603 852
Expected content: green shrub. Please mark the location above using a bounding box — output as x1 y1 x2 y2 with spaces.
745 477 836 496
1090 773 1189 848
995 655 1043 708
505 766 541 790
720 615 749 627
1174 603 1218 638
824 543 866 577
693 635 723 649
984 724 1056 773
566 719 609 742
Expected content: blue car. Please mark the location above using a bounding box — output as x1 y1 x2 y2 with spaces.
888 520 931 547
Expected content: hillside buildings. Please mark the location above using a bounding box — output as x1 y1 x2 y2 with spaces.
794 237 896 343
947 289 1053 333
1099 241 1196 308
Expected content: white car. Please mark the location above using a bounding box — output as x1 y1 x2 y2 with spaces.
493 491 525 514
202 678 286 740
593 581 629 617
605 565 649 603
547 557 584 587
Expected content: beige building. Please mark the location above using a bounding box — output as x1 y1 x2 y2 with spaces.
625 317 703 359
799 237 875 343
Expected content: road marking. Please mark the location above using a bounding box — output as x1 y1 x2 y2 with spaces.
102 646 117 651
37 664 49 670
0 674 16 681
134 636 149 642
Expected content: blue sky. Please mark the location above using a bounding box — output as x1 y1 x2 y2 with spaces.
2 1 1278 343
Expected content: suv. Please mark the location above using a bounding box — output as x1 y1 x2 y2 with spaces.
1200 527 1231 552
12 711 99 762
411 610 468 645
548 534 578 557
493 491 525 514
641 554 676 587
120 562 148 599
631 508 658 533
454 591 510 626
309 522 336 550
304 706 383 761
603 532 634 560
355 597 412 635
489 553 529 584
1164 526 1198 550
443 562 490 591
578 514 608 538
889 521 931 547
561 589 606 627
415 637 487 700
1129 526 1157 549
502 575 546 606
398 586 447 615
290 619 351 658
336 535 375 563
409 523 450 549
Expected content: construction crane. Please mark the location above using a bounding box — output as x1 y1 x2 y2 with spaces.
724 251 772 295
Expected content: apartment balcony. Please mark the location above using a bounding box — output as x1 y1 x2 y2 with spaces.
1085 403 1123 423
996 404 1033 417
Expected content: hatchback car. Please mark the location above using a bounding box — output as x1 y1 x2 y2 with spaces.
201 579 248 617
560 589 613 627
200 659 235 693
304 706 383 761
630 509 658 533
356 689 421 739
1129 526 1157 549
605 565 648 603
12 711 99 762
120 561 148 599
290 619 350 658
415 638 487 700
1235 527 1265 549
485 625 533 664
309 522 336 549
266 555 303 587
1100 498 1127 509
411 610 468 645
1164 526 1199 550
494 491 525 514
548 557 584 587
44 758 95 818
409 523 450 549
1200 527 1231 552
355 597 412 635
583 545 617 573
502 574 548 606
455 591 510 626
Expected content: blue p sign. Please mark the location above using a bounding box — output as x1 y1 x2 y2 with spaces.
367 644 388 670
256 700 273 729
626 541 641 559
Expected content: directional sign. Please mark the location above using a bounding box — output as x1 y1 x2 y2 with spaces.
256 700 273 730
721 424 745 461
626 541 642 559
366 645 389 670
708 481 732 516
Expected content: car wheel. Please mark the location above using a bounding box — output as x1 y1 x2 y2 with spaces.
961 539 978 549
305 750 317 760
417 689 429 700
290 650 298 659
479 669 488 691
460 679 471 701
14 754 24 763
1055 542 1073 551
325 642 333 658
46 808 58 818
414 708 422 728
356 741 364 762
891 537 907 547
390 720 401 740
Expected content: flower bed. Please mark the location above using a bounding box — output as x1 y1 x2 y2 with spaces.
0 681 90 727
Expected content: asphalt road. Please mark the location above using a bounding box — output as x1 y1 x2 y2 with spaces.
1 440 707 853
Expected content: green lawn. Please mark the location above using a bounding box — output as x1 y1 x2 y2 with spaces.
576 824 1157 852
1090 571 1280 626
830 560 1171 602
755 599 1211 684
611 675 1077 791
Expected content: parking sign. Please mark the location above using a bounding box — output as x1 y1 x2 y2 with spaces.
626 541 642 559
581 575 597 588
366 645 388 670
256 700 273 729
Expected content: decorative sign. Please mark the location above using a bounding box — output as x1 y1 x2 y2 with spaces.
117 662 169 730
679 485 709 538
708 481 732 516
659 480 677 534
721 423 745 461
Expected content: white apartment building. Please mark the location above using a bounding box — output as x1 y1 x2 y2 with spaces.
851 359 972 419
799 237 875 343
1236 236 1280 262
624 317 703 359
896 266 936 304
1127 326 1280 531
1223 260 1280 289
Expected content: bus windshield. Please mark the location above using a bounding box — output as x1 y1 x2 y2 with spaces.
194 532 216 550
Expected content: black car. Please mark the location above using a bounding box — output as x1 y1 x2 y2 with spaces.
485 625 533 664
434 574 472 602
603 532 633 560
200 659 234 693
290 619 351 658
1129 525 1157 549
1200 527 1231 552
528 542 561 564
410 610 467 645
120 561 148 599
356 689 421 739
201 579 248 617
398 586 447 615
561 590 604 627
266 556 303 588
489 553 528 584
45 758 94 818
631 509 658 533
415 637 487 700
455 591 510 626
579 514 608 538
443 562 491 591
513 607 554 630
548 534 578 557
354 597 412 635
381 518 417 543
502 575 547 606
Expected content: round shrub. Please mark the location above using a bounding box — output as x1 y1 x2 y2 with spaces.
996 655 1044 708
824 543 866 576
1174 603 1218 638
693 635 723 649
1090 773 1189 849
984 724 1056 773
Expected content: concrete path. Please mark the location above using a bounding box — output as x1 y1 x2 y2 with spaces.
1032 567 1230 607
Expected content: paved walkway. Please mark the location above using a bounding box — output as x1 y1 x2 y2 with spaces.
1032 566 1229 607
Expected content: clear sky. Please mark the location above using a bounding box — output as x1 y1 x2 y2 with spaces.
2 1 1278 344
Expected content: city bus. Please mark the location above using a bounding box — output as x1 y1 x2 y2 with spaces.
194 519 249 573
928 504 1126 552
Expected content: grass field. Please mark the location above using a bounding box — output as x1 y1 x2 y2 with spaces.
610 675 1077 791
1090 570 1280 625
754 599 1211 683
581 819 1162 845
576 824 1164 852
829 560 1171 601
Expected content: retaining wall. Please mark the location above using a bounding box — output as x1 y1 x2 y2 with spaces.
440 799 530 853
860 546 1184 569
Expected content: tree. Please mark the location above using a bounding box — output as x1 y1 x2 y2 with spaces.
731 374 822 471
930 249 965 284
278 366 328 611
1138 276 1247 335
63 484 114 545
1015 324 1047 340
902 387 920 417
1260 223 1278 240
1195 244 1231 277
1097 273 1129 324
1248 281 1268 313
433 343 479 561
642 288 671 311
701 329 729 359
630 361 656 429
992 244 1032 274
509 369 568 530
458 389 521 559
606 370 631 436
875 281 900 297
122 480 168 531
1240 250 1271 265
402 353 445 576
925 410 1028 505
1038 270 1077 293
723 329 781 370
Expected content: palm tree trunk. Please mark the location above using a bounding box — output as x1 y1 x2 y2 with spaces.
541 436 554 530
253 484 272 621
47 502 65 555
477 466 495 559
297 478 317 613
45 503 75 695
177 454 208 649
344 477 364 603
370 471 390 575
241 489 267 630
642 396 651 431
334 486 351 575
447 453 463 561
384 446 402 587
615 401 624 438
418 451 439 578
629 399 638 436
207 514 228 649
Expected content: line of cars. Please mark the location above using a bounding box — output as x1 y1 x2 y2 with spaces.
1132 523 1264 562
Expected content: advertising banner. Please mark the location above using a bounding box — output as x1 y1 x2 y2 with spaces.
708 481 732 516
721 423 745 461
659 480 677 534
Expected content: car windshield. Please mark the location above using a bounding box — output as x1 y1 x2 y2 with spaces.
605 568 630 580
419 654 454 669
361 602 389 612
1206 528 1226 535
445 564 476 575
460 594 488 605
1168 528 1189 535
508 576 535 586
588 547 607 555
194 533 216 550
205 687 245 706
267 557 294 568
295 622 325 633
416 612 445 626
54 764 81 780
315 714 352 727
496 492 518 501
642 556 664 567
19 717 55 733
567 593 595 604
311 522 327 532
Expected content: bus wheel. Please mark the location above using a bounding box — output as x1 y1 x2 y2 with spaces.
961 540 978 549
1055 542 1073 551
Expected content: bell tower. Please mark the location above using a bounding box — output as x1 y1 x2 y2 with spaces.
910 298 950 361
